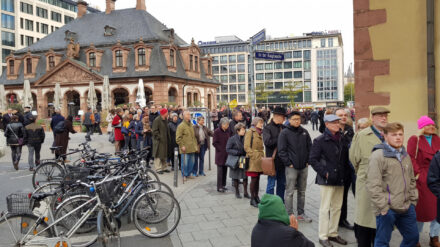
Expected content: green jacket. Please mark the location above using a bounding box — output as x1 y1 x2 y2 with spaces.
176 120 198 154
152 116 170 159
349 127 382 229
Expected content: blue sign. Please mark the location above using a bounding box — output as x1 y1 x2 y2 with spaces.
251 29 266 45
255 51 285 61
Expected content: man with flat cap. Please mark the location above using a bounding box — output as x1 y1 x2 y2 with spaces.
349 106 390 246
23 106 33 126
263 106 287 200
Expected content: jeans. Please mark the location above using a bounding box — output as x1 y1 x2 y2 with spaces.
85 125 93 140
181 153 195 177
136 136 144 151
375 205 419 247
266 167 286 202
124 135 130 150
417 220 440 237
144 135 152 162
285 166 308 215
94 123 102 134
27 144 41 168
193 144 206 175
312 120 318 131
10 145 22 164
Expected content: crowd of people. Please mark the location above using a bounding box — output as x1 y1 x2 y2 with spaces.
4 102 440 247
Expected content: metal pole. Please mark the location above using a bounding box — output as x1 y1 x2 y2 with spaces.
207 108 212 171
173 147 178 188
249 43 256 117
427 0 437 122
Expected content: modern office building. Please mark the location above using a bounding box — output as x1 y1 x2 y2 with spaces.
0 0 99 70
199 32 345 108
198 36 250 105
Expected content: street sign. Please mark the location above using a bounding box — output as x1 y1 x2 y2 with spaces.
251 29 266 45
255 51 285 61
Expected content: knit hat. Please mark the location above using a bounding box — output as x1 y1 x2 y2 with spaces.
160 108 168 116
418 115 435 129
258 194 290 225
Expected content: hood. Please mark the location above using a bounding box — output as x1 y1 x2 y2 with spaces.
258 194 290 225
372 143 408 161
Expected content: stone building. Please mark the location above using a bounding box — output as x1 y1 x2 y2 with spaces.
0 0 218 118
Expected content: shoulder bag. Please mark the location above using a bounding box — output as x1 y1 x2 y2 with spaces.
261 148 277 176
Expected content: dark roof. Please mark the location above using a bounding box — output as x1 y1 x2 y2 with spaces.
16 8 187 54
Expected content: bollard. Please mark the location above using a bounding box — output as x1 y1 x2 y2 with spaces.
173 147 178 188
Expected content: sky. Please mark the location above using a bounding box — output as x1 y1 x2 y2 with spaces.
89 0 353 71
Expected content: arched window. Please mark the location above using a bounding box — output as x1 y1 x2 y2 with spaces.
89 52 96 67
170 49 175 67
26 58 32 74
8 60 14 74
115 50 123 67
138 48 145 66
48 56 55 68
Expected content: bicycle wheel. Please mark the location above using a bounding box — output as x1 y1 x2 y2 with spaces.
131 191 181 238
97 210 120 247
32 162 65 188
144 168 160 183
31 182 62 214
54 195 98 247
143 181 174 197
0 213 52 246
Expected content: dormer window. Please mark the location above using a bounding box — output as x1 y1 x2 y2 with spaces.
104 25 116 36
89 52 96 67
208 60 212 74
26 58 32 74
48 56 55 68
190 55 193 71
195 56 198 72
138 48 145 66
8 60 14 74
170 49 175 67
115 50 123 67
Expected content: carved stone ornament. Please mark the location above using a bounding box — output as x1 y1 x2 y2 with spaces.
43 63 100 85
66 38 80 58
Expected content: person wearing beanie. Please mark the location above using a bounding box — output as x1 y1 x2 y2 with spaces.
152 106 171 174
251 194 314 247
408 116 440 247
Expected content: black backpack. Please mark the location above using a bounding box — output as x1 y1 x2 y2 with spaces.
54 121 65 133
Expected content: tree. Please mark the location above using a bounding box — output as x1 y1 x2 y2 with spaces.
344 83 354 104
280 81 306 107
255 81 272 106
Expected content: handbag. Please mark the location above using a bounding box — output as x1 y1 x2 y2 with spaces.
8 125 23 145
245 132 254 170
225 155 240 169
262 148 277 176
108 130 115 143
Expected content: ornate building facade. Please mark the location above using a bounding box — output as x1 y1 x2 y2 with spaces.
0 0 217 118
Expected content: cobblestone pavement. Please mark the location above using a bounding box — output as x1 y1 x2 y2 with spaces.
171 124 429 247
0 125 431 246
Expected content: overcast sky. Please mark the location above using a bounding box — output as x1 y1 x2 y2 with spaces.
90 0 353 70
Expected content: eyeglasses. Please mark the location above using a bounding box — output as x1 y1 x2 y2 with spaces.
290 118 301 121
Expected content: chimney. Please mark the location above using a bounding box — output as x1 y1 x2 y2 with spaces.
106 0 116 14
136 0 146 11
77 0 88 18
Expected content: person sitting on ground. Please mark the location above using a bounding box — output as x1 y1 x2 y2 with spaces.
251 194 314 247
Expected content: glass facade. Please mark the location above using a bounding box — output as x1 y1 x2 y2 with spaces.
1 0 14 12
317 49 338 100
1 14 14 30
1 31 14 46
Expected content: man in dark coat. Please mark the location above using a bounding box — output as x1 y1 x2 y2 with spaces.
334 108 355 230
152 108 171 173
149 105 159 127
318 108 326 133
311 110 319 131
23 106 33 126
54 115 76 161
213 117 231 192
309 114 349 247
25 116 45 170
278 111 312 223
168 113 180 170
50 109 65 148
228 109 243 136
263 106 286 201
428 152 440 225
251 194 314 247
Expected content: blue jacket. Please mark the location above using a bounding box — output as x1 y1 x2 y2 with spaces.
94 113 101 123
50 114 65 132
127 121 137 139
134 120 143 136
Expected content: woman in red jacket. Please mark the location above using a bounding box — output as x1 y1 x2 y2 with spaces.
407 116 440 247
112 108 124 152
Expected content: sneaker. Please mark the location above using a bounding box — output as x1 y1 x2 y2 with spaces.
297 214 312 223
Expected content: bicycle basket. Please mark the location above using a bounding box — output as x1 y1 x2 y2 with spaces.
6 193 33 214
63 167 91 184
98 181 117 205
